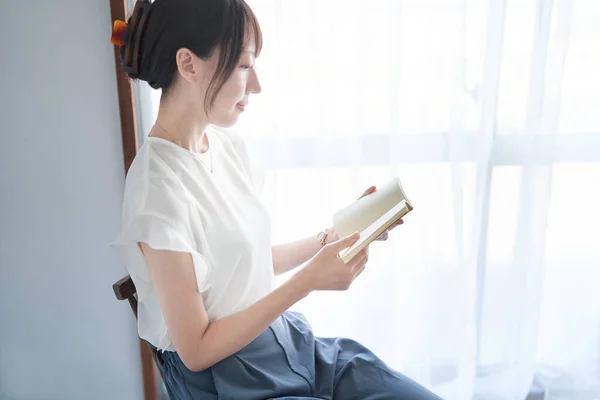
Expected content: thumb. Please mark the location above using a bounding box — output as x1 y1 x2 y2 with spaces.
329 232 360 251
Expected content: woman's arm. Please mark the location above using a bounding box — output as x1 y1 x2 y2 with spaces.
271 214 403 275
140 234 362 372
272 186 380 275
141 243 310 372
271 227 339 275
272 186 397 275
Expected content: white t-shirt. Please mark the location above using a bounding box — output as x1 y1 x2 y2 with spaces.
111 127 275 351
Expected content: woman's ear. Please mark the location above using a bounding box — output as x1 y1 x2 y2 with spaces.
175 48 199 83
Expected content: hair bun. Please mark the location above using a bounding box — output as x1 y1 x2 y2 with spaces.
111 20 128 46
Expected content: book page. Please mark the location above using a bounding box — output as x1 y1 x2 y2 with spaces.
339 200 410 264
332 177 411 239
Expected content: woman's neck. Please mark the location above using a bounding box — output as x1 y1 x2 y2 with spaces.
150 95 210 154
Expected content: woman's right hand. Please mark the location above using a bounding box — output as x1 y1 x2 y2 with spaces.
295 232 368 292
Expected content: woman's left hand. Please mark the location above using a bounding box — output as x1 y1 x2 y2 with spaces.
326 186 404 244
357 186 403 241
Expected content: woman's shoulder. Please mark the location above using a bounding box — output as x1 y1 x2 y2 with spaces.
122 141 188 212
125 138 185 183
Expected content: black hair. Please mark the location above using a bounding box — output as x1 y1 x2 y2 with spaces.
119 0 262 112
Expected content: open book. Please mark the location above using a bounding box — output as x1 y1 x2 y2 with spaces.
333 177 413 264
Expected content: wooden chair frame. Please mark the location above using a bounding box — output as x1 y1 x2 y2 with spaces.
112 275 164 400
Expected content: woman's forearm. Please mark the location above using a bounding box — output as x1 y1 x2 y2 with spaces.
192 274 311 371
272 236 320 275
271 228 339 275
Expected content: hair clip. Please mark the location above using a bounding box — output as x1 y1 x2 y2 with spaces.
111 0 152 75
111 20 128 46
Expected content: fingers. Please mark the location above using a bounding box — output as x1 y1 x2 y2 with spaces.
391 218 404 228
349 248 368 270
353 265 366 279
386 219 404 233
337 248 368 291
349 251 368 280
358 186 377 200
376 231 389 241
328 232 360 252
347 247 368 262
376 218 404 240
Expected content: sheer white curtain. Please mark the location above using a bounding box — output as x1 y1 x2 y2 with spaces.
139 0 600 398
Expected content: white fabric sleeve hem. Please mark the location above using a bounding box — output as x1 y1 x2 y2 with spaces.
111 213 212 296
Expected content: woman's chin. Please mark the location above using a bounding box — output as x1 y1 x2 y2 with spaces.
211 113 240 129
213 118 238 128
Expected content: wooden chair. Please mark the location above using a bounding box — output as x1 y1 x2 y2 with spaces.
113 275 163 400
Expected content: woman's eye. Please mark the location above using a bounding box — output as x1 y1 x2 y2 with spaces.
240 65 253 70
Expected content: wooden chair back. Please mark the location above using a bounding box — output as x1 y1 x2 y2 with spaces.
112 275 163 400
113 275 140 317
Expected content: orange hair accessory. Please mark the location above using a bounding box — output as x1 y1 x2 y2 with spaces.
111 20 128 46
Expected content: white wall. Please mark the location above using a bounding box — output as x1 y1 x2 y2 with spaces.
0 1 143 399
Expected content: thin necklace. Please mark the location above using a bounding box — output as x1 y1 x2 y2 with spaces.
153 122 214 173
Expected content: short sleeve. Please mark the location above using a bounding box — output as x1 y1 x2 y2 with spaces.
111 177 212 297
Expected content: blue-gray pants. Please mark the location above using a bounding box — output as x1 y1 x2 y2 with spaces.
153 312 442 400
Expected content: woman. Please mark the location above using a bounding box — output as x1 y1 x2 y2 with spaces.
111 0 441 399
